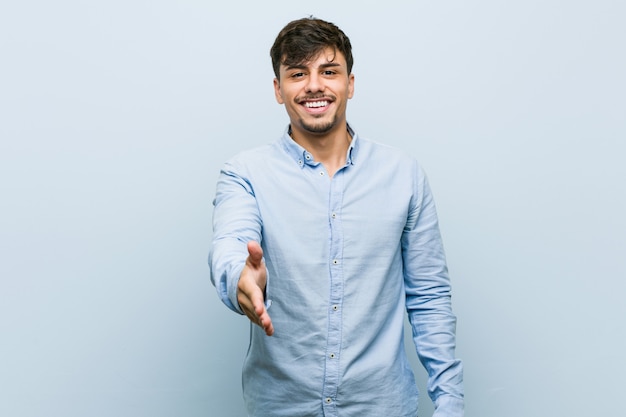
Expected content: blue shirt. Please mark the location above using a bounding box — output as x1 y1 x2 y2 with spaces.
209 125 464 417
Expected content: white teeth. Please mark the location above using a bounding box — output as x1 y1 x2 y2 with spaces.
304 101 329 108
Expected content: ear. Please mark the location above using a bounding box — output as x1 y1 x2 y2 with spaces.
347 73 355 99
273 78 284 104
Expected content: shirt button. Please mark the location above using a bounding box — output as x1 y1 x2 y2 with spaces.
331 213 337 219
332 259 339 265
298 160 303 165
332 305 338 311
325 397 332 404
329 353 336 359
320 172 325 176
305 154 311 160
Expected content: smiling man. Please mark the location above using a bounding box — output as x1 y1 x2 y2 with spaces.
209 17 464 417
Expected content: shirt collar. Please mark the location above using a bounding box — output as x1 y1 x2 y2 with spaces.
280 123 359 169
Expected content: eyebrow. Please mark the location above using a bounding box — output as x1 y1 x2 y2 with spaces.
284 62 342 71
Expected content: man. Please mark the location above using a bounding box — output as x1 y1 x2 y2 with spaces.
210 17 464 417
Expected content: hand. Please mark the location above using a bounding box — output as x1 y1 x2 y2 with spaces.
237 241 274 336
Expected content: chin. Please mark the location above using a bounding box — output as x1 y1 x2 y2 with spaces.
299 117 336 135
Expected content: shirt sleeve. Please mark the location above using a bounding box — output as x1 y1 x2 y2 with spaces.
402 161 464 417
209 160 263 315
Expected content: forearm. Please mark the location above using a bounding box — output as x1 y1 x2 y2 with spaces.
407 308 464 416
209 163 262 314
209 237 247 314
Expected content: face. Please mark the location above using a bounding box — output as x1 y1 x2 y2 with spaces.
273 47 355 137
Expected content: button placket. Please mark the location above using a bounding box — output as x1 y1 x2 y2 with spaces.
322 167 344 415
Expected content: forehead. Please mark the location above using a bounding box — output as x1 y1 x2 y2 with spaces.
281 47 347 69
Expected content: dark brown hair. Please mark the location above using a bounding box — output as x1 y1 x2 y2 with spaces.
270 17 354 79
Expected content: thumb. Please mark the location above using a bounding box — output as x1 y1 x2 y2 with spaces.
246 241 264 268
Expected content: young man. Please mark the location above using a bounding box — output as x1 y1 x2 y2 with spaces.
210 17 464 417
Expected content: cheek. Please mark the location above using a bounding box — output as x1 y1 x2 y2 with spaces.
278 86 298 105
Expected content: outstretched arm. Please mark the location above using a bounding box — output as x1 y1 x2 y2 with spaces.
209 162 274 335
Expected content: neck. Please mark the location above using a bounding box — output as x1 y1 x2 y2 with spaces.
289 124 352 178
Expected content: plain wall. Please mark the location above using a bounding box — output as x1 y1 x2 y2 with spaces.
1 1 624 416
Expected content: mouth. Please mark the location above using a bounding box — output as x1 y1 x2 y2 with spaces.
304 100 330 109
298 96 334 114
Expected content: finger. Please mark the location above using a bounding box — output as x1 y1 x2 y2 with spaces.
246 241 264 268
239 284 266 324
243 300 273 336
252 288 273 336
262 317 274 336
257 308 274 336
239 291 261 319
248 294 273 336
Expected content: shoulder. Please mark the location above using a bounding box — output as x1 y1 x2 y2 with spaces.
222 141 281 173
355 136 423 172
226 142 277 163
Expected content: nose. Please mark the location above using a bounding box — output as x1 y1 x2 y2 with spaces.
305 72 324 93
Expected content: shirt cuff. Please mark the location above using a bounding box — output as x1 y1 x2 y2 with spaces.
227 262 245 315
433 394 464 417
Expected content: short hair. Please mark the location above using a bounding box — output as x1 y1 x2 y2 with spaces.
270 17 354 79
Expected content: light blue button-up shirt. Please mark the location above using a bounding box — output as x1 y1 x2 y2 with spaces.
210 125 464 417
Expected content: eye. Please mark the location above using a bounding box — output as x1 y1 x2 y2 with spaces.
323 70 336 76
291 72 305 78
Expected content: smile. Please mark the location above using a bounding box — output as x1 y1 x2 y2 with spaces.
304 101 330 108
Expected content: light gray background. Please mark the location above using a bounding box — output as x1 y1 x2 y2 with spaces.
1 1 624 416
